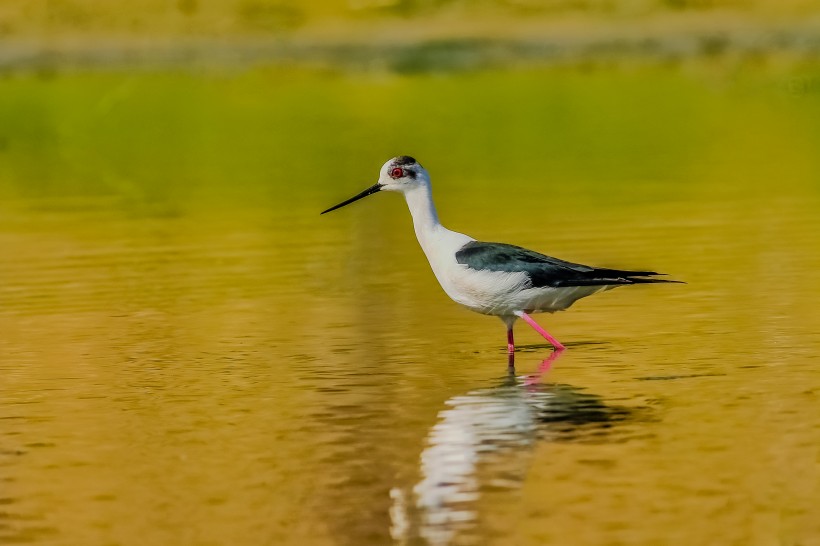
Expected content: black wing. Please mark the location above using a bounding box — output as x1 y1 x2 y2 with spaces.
455 241 678 288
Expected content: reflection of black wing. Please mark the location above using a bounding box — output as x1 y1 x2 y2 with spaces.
455 241 677 288
533 384 637 442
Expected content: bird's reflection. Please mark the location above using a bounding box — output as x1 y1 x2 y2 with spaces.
390 352 641 546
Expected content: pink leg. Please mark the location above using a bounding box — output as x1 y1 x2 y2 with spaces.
514 311 566 351
507 328 515 354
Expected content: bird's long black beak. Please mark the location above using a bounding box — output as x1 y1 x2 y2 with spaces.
320 183 383 215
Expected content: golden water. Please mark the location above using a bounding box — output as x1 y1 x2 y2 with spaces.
1 65 819 545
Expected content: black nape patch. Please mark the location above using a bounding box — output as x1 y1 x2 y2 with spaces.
393 155 417 166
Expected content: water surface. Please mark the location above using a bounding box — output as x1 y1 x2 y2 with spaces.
1 65 819 545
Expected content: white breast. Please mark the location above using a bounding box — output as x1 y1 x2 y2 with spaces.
414 227 527 315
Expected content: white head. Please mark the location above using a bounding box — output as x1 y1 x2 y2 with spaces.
321 156 429 214
376 155 430 192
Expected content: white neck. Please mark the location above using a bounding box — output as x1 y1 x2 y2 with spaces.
404 184 441 247
402 184 474 275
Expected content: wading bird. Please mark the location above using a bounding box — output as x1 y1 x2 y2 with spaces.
322 156 678 354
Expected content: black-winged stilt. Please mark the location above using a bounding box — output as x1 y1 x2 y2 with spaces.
322 156 679 354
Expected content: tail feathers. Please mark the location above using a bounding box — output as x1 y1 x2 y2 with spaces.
554 274 684 288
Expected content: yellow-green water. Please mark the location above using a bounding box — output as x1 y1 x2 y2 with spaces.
1 65 820 545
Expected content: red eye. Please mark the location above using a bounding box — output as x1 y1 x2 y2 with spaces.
390 167 404 178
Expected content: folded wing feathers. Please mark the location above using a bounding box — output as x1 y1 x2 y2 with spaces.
455 241 682 289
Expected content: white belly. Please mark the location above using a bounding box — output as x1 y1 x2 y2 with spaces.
443 265 612 316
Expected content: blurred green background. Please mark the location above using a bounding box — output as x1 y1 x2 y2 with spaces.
0 0 818 37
